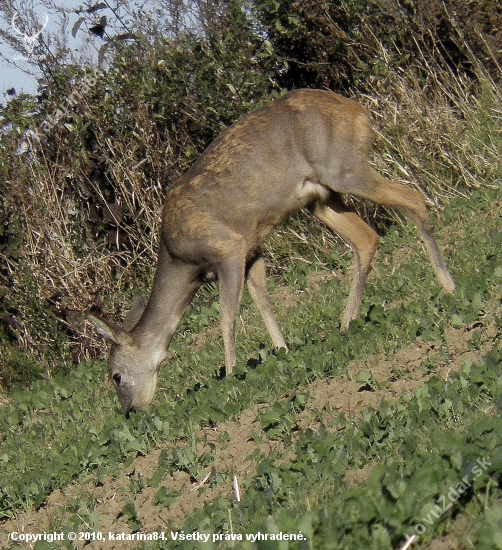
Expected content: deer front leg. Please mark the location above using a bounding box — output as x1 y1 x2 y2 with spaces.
311 196 379 331
247 255 288 350
217 253 247 376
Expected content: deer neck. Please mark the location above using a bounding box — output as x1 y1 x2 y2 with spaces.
131 245 201 354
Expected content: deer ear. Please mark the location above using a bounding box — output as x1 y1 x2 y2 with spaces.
123 295 147 332
87 313 132 346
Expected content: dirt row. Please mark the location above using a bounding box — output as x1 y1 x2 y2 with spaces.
2 316 496 550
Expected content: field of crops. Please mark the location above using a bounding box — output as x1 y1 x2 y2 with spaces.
1 183 501 549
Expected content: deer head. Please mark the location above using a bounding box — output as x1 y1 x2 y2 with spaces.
87 297 164 415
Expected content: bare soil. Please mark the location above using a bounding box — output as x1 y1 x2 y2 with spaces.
1 316 495 550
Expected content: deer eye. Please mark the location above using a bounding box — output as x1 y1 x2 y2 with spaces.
112 373 122 386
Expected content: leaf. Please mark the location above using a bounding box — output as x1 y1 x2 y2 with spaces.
259 401 289 432
356 371 380 391
154 486 177 508
86 2 107 14
146 468 164 488
72 17 85 38
119 502 142 531
451 314 464 327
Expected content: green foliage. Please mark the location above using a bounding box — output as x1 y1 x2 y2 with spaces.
144 352 502 549
119 502 143 531
476 503 502 550
0 327 43 389
254 0 501 91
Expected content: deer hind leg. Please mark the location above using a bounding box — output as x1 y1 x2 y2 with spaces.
246 255 288 350
354 171 455 294
311 194 379 330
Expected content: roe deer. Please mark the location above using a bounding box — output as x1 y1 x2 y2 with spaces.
87 89 455 415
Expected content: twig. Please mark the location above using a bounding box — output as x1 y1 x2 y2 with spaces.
398 535 417 550
233 475 241 502
191 473 210 491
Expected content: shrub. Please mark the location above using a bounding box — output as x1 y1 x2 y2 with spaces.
254 0 501 91
0 5 275 385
